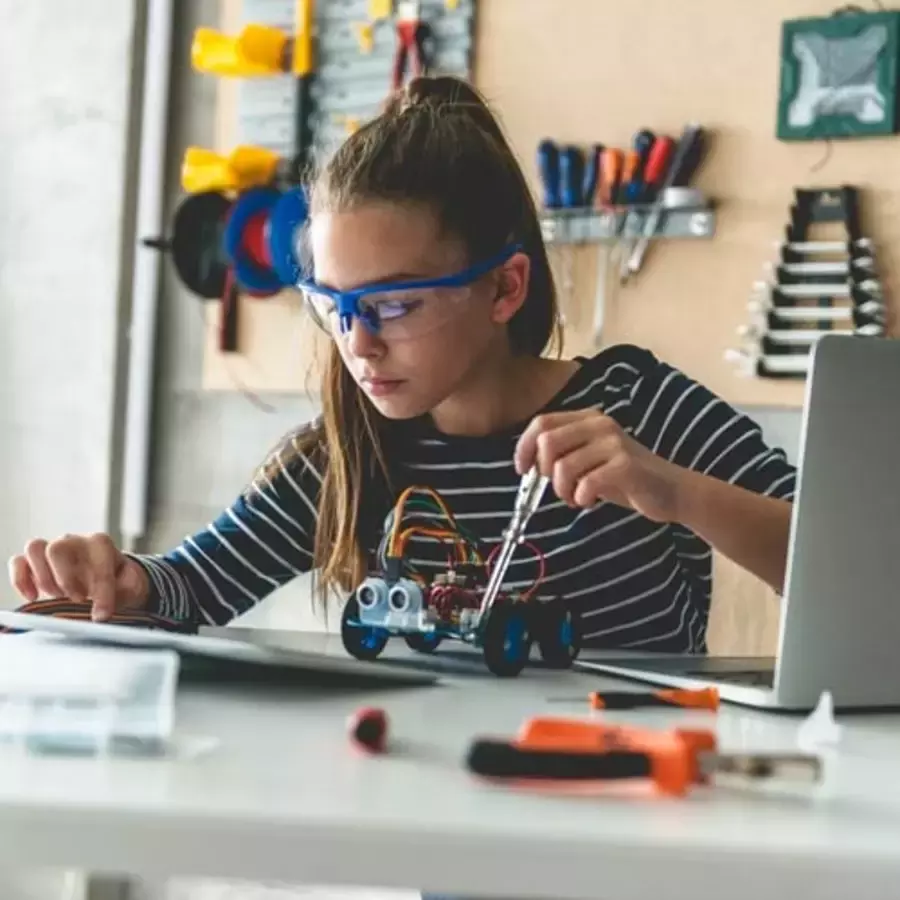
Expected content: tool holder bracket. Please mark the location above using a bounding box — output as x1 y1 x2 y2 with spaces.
540 205 716 246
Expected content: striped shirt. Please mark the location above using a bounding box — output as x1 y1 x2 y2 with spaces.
135 345 796 652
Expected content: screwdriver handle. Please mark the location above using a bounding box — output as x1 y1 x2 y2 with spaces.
623 129 655 204
618 150 641 205
642 136 676 202
671 126 707 187
598 148 623 208
559 145 585 209
537 139 561 209
348 706 389 753
582 143 604 209
467 740 653 782
588 687 719 711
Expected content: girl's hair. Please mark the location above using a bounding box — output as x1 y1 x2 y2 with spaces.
259 75 563 600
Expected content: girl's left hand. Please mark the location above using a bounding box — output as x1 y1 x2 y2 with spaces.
515 409 688 522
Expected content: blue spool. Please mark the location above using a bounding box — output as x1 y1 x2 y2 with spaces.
267 187 309 286
222 186 283 296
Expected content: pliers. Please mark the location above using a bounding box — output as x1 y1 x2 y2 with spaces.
392 1 429 90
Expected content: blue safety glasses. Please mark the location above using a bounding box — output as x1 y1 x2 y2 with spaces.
298 243 523 340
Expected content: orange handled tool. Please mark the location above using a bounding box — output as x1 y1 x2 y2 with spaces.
550 687 720 711
617 150 641 205
466 717 821 797
597 148 623 208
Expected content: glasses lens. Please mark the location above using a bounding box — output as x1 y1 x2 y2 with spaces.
358 287 472 340
301 285 473 340
301 288 336 334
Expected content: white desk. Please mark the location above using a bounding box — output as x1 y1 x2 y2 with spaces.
1 633 900 900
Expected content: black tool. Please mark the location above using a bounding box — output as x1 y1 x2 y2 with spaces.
582 143 604 208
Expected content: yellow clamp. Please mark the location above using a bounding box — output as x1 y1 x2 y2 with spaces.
191 24 289 77
353 21 375 53
181 145 282 195
445 0 460 8
367 0 392 20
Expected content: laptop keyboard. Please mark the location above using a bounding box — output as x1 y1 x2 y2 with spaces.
690 668 775 688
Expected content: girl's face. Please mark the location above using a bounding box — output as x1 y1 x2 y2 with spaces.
308 202 527 422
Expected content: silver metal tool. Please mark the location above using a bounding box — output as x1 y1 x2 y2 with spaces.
477 467 549 620
624 124 703 279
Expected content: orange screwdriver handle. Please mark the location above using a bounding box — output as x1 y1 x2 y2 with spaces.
618 150 640 204
597 148 623 208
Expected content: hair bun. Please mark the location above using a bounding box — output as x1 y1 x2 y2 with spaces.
384 75 488 118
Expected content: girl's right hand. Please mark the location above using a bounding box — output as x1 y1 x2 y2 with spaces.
7 534 150 622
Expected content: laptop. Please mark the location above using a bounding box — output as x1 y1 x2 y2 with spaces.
577 334 900 712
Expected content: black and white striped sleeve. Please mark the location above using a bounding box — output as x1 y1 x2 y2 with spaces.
130 450 320 625
626 356 796 501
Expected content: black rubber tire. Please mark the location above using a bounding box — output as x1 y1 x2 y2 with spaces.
536 599 582 669
404 632 443 654
481 599 532 677
341 595 389 661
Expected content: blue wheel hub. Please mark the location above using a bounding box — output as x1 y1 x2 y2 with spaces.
559 613 573 648
503 616 527 661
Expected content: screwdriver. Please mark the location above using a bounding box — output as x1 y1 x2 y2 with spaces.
582 143 604 209
621 129 655 204
624 124 705 280
466 718 822 797
617 150 641 206
640 135 676 204
597 148 623 208
536 139 561 209
618 135 676 281
550 687 720 711
559 145 586 209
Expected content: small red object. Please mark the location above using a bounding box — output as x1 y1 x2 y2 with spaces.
349 706 388 753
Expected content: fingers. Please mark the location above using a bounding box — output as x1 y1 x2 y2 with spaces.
9 535 123 621
516 411 604 475
7 554 37 602
572 457 633 508
84 534 119 622
550 441 611 506
23 539 65 598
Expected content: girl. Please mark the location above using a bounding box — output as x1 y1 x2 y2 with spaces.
8 76 795 656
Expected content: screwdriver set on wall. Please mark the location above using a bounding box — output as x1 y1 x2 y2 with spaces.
537 124 713 281
727 186 886 379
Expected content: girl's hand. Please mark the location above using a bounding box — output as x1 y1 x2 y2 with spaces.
515 409 687 521
7 533 150 621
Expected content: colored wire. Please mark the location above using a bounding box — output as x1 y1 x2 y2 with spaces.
397 526 468 564
403 497 484 555
389 485 459 556
486 539 546 601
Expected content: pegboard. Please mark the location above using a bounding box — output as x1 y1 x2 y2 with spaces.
202 0 477 392
205 0 900 405
232 0 475 158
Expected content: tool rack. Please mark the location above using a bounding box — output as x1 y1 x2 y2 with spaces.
727 186 886 379
236 0 477 166
540 205 716 246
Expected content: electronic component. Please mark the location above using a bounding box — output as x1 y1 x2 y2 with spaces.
339 473 583 677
